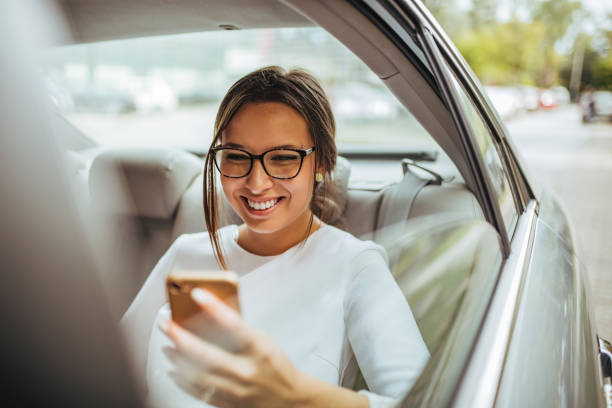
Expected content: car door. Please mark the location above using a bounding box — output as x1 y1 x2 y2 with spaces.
401 1 605 406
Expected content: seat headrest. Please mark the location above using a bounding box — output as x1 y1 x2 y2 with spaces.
89 148 202 219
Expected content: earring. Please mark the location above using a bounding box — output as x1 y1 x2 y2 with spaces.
315 172 323 182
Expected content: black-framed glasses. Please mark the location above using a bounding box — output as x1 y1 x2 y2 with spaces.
211 146 314 179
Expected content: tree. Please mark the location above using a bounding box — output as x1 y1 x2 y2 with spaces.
469 0 497 29
531 0 583 87
455 20 546 85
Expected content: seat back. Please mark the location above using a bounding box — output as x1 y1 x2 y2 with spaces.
88 148 202 314
343 181 483 242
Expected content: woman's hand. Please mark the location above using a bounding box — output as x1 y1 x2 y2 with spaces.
160 288 369 408
159 288 305 407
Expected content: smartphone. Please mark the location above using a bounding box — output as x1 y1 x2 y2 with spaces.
166 270 240 327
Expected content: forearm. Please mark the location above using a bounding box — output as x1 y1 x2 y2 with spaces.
293 372 369 408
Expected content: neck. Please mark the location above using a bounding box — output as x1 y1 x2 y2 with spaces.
237 212 322 256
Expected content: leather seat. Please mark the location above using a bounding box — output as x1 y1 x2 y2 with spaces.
88 148 202 315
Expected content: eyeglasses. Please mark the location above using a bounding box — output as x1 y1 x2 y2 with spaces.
210 146 314 179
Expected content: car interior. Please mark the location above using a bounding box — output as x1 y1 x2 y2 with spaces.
46 0 506 402
83 142 487 311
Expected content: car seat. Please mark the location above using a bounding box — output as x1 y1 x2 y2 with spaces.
88 148 202 314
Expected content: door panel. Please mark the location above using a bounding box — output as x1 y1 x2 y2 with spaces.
495 193 603 407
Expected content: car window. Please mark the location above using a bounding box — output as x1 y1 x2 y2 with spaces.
43 28 439 157
444 67 519 236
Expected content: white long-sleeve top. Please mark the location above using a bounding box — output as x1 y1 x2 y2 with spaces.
121 224 429 407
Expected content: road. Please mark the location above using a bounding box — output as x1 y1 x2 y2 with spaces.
507 105 612 341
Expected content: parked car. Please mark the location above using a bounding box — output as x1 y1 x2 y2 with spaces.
484 86 522 120
538 88 559 109
3 1 609 407
552 85 571 105
519 85 540 111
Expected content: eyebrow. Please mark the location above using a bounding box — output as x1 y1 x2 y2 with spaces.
221 143 305 150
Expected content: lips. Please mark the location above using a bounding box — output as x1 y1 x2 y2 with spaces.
241 196 283 214
247 198 280 210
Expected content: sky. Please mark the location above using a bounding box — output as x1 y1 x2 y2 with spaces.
582 0 612 14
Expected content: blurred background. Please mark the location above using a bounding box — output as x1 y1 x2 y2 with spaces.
423 0 612 113
423 0 612 338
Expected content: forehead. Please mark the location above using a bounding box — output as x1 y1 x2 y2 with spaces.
222 102 312 151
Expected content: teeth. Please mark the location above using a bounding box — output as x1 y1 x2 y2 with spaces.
247 198 279 210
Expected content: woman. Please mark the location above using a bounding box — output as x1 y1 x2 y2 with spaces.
122 66 429 408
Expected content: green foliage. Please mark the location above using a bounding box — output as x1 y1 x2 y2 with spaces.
593 55 612 90
455 21 547 85
423 0 612 89
560 29 612 92
592 29 612 91
532 0 582 45
422 0 611 90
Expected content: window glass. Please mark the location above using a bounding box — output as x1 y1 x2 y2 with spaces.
446 68 518 234
43 28 438 155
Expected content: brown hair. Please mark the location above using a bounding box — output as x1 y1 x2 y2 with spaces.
203 66 340 269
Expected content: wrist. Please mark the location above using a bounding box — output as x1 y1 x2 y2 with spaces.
289 371 369 408
289 370 318 407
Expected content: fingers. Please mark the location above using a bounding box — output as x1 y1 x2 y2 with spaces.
190 288 255 351
168 369 240 407
190 288 243 331
164 319 237 373
164 346 249 407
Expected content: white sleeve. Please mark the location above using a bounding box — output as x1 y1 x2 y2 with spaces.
120 235 183 381
344 248 429 406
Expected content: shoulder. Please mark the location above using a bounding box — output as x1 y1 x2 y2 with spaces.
312 225 388 266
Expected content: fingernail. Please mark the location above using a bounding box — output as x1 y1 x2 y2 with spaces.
158 319 169 333
191 288 210 304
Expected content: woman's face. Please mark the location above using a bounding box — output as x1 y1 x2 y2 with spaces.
220 102 317 237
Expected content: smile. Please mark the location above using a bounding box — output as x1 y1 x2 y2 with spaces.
243 197 282 211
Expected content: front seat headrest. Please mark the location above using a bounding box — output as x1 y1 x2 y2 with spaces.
89 148 202 219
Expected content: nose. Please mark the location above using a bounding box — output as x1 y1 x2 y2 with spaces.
244 159 273 193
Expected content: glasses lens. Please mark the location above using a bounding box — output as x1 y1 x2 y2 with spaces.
264 149 302 179
215 149 251 177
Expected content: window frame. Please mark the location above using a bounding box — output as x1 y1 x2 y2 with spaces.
439 59 520 237
354 0 525 255
416 26 512 256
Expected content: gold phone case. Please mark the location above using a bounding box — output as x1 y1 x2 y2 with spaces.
166 270 240 325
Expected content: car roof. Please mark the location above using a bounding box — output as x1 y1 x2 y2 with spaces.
59 0 314 44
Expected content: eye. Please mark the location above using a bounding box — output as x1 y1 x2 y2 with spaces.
269 152 299 162
225 152 250 161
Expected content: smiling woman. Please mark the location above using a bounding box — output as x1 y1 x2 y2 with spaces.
205 68 337 263
121 66 430 408
217 101 320 256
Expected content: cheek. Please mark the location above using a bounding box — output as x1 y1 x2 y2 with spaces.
220 178 239 201
284 175 315 203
